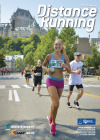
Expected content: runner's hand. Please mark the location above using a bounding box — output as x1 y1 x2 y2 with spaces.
75 69 81 74
46 68 54 74
60 63 66 69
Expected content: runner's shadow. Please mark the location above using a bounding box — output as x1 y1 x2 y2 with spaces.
77 108 100 113
71 106 100 113
40 94 50 97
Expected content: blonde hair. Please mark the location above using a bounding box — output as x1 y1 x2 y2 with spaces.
54 39 66 54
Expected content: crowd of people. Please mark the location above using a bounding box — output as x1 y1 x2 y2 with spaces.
23 39 84 135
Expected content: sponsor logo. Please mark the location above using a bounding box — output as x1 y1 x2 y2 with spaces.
78 118 96 125
12 130 25 135
5 124 11 130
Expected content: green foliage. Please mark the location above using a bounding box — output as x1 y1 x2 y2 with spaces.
85 44 100 69
24 51 34 66
23 44 35 54
29 34 41 49
33 28 58 64
15 57 24 70
58 27 78 61
8 51 21 55
0 27 78 67
0 52 6 68
84 56 92 68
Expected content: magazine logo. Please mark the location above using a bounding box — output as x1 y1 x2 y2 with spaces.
12 130 25 135
78 118 96 125
5 124 11 130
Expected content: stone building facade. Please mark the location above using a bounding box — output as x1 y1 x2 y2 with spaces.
0 8 47 38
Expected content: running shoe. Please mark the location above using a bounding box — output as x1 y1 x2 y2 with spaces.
74 100 80 109
37 93 41 96
67 102 72 108
50 124 56 135
47 116 52 125
32 87 34 91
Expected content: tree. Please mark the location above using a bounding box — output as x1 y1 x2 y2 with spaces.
85 44 100 69
0 52 6 68
23 44 35 54
84 56 92 68
29 34 41 49
24 51 34 66
8 51 21 55
15 57 24 70
58 27 78 61
33 28 58 64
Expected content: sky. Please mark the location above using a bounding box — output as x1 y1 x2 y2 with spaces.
0 0 100 38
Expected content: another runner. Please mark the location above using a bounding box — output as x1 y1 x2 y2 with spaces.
67 52 84 109
24 64 31 87
32 60 42 95
42 39 72 135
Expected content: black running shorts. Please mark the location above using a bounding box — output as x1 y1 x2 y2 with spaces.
69 84 83 91
25 74 31 79
34 78 42 86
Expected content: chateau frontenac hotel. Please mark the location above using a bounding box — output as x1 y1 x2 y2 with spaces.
0 8 47 38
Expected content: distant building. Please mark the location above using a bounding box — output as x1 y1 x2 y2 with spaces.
0 8 47 38
5 54 24 71
77 37 92 61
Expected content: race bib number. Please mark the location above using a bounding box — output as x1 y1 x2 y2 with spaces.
26 71 30 74
37 73 41 76
51 60 63 68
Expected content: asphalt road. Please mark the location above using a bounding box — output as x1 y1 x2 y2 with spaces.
0 73 100 140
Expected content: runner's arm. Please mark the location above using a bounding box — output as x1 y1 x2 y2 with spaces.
42 54 53 74
32 66 37 76
24 68 26 74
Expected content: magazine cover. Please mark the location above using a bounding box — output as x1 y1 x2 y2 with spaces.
0 0 100 140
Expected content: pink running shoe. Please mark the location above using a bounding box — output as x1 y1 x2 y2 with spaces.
47 116 52 125
50 124 56 135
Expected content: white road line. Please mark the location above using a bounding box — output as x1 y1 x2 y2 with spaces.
0 85 5 89
23 85 32 88
11 85 20 88
41 84 46 87
9 90 13 101
13 90 20 102
83 84 100 87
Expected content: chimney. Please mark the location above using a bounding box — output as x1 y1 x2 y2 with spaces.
89 35 91 43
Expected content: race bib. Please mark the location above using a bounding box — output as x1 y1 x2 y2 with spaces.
37 72 41 76
51 60 63 68
26 71 30 74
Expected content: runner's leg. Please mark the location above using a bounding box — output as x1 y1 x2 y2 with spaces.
48 86 60 124
76 88 83 101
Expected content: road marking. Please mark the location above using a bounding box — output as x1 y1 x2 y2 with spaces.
23 85 32 88
84 84 100 87
11 85 20 88
13 90 20 102
84 92 100 99
9 90 13 101
0 85 5 89
41 84 46 87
